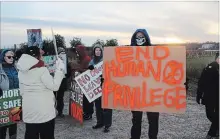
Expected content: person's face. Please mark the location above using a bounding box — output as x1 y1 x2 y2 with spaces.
95 48 101 57
136 32 146 46
4 51 14 64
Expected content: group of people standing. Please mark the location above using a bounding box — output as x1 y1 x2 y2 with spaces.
74 29 170 139
0 46 66 139
0 28 219 139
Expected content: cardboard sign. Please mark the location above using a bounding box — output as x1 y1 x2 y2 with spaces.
43 54 67 74
70 72 83 124
0 89 22 127
43 55 56 73
75 61 103 103
27 29 43 48
59 54 67 74
102 46 186 114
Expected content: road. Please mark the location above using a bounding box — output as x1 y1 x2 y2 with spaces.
13 90 211 139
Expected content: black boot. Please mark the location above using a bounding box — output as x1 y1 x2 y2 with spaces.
57 113 65 118
103 126 110 133
83 114 92 120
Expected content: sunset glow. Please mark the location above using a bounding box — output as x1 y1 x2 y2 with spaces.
165 37 185 44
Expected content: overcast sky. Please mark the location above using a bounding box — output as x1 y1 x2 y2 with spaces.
0 1 219 48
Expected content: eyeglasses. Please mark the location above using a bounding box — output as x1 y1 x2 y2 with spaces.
5 56 15 59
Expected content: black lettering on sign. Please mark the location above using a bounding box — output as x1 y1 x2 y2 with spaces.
71 91 83 106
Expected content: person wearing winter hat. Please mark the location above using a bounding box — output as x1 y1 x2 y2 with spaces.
0 49 19 139
88 44 113 133
17 46 65 139
54 47 71 118
75 45 94 120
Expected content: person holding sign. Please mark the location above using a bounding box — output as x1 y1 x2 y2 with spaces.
16 46 65 139
75 45 94 120
197 52 219 139
130 29 159 139
0 49 19 139
54 47 71 118
88 44 113 133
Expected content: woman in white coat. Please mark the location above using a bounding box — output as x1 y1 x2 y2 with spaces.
17 46 65 139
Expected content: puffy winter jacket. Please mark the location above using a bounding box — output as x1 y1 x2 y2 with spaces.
17 54 64 123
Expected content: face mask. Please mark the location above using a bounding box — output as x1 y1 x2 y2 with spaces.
136 36 146 46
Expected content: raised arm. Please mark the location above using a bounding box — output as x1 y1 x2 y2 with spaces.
41 67 64 91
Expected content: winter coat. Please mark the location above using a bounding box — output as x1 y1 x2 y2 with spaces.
17 54 64 123
197 61 219 105
0 49 19 90
0 63 10 90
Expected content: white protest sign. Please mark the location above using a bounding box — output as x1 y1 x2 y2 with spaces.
59 53 67 74
75 61 103 103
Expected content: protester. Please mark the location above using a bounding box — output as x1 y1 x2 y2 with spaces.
16 46 65 139
130 29 159 139
197 52 219 139
75 45 94 120
88 44 113 133
54 47 71 118
0 49 19 139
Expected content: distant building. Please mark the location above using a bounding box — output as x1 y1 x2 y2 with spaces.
199 43 215 49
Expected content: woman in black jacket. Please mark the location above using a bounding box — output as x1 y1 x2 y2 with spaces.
88 44 113 133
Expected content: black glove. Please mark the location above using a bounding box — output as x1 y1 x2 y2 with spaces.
0 88 2 97
100 75 104 87
88 65 95 70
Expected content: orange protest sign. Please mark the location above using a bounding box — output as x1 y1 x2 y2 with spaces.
70 102 83 124
102 46 186 114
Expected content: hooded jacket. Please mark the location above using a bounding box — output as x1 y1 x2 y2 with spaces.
89 44 103 66
76 45 91 73
197 61 219 105
0 49 19 90
130 29 151 46
89 44 104 87
17 54 64 123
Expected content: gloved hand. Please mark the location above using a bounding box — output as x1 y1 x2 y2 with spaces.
56 57 65 73
196 95 202 104
0 88 2 97
100 75 104 87
88 65 95 70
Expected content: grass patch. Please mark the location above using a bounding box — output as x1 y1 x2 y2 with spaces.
186 56 214 79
